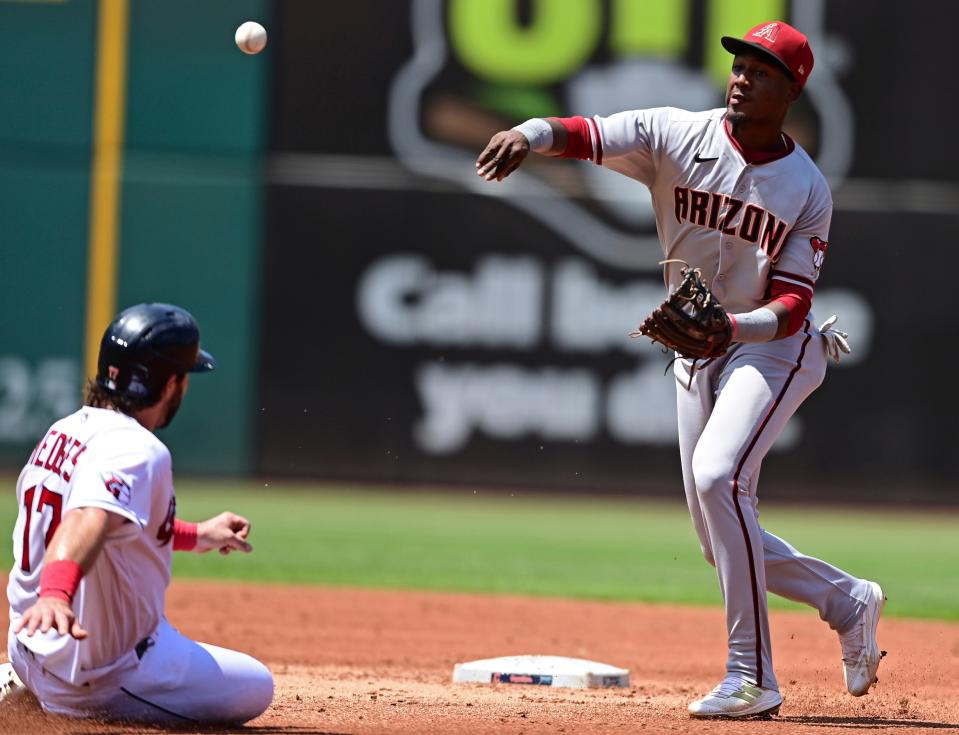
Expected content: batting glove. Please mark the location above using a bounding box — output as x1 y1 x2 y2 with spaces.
818 314 852 364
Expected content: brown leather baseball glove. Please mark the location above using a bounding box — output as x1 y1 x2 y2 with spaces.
632 263 732 359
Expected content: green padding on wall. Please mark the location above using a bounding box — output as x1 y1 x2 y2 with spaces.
0 155 91 464
118 0 269 474
116 153 261 475
0 153 90 360
0 1 96 461
125 0 269 153
0 1 268 474
0 1 96 148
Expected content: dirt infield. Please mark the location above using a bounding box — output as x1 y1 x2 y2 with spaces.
3 580 958 734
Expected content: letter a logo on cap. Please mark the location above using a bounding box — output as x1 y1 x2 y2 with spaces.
723 21 814 87
753 23 782 43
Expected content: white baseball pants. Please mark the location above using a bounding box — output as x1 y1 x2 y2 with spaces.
8 618 273 724
676 320 873 691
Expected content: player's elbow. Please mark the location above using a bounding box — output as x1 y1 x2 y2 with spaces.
768 288 812 338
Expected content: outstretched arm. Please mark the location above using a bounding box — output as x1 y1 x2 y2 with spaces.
14 507 126 639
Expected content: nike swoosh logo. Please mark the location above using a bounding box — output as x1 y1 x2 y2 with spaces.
694 154 719 163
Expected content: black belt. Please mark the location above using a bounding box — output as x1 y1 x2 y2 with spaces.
134 636 155 660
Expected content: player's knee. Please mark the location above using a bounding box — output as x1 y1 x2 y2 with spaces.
225 659 274 724
691 453 735 502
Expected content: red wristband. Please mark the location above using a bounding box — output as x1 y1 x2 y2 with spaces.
39 560 83 603
173 519 198 551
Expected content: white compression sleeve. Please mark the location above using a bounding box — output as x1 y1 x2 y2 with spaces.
731 307 779 343
511 118 553 152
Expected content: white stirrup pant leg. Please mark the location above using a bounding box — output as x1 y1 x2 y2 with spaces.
677 322 834 691
676 359 717 568
105 619 274 725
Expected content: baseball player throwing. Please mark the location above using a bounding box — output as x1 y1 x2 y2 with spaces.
5 303 273 724
477 21 884 718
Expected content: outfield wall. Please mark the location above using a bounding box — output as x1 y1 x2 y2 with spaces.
1 1 956 501
0 0 268 474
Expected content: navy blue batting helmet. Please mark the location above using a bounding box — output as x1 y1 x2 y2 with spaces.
96 303 215 403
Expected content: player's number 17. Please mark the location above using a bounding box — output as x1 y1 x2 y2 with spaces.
20 484 62 573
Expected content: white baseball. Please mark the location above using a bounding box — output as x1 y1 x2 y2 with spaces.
235 21 267 55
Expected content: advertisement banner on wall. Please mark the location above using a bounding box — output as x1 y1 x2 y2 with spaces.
256 0 957 498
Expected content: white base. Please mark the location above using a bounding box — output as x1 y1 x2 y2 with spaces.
452 655 629 689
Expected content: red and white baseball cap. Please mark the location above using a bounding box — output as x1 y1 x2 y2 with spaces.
721 21 814 87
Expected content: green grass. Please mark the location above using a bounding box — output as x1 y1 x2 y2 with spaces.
4 479 958 621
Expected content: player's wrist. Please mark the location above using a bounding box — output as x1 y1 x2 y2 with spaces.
39 559 83 603
729 307 779 343
173 518 198 552
511 118 553 153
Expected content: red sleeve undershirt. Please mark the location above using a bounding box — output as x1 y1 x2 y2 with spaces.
769 280 812 336
547 116 601 163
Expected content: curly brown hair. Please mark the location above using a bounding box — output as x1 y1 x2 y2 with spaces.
83 379 159 415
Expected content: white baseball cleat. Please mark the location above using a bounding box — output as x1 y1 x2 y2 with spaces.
688 676 783 718
0 662 24 704
839 580 887 696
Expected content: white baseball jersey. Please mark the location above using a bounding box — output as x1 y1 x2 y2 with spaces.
585 107 831 313
7 406 176 686
543 107 872 694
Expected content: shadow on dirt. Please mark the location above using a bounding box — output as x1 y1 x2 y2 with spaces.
62 728 350 735
780 716 959 729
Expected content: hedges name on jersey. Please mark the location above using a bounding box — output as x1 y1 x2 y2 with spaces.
9 407 174 686
6 303 272 725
